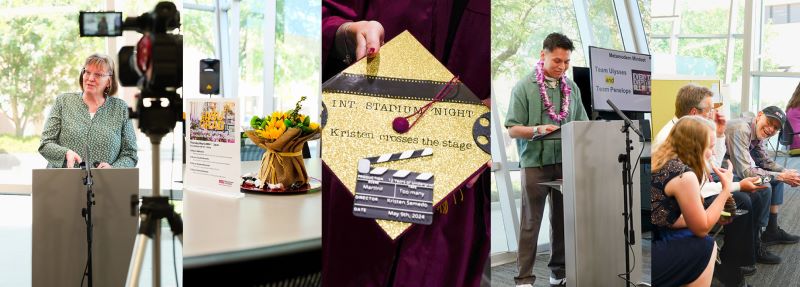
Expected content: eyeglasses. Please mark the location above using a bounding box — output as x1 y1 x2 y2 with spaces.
695 105 714 117
82 69 112 79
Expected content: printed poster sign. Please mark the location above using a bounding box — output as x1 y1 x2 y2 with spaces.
185 98 241 197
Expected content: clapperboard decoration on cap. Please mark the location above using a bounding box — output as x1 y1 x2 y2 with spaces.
353 148 435 225
322 31 491 240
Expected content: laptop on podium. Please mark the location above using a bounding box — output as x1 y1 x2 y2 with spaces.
31 168 138 287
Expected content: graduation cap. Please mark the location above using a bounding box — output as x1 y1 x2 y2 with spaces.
321 31 490 239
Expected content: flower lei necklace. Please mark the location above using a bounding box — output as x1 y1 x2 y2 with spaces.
535 60 570 122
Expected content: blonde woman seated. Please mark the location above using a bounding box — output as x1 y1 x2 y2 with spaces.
651 116 733 287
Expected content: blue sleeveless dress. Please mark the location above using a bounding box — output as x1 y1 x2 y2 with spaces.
651 158 714 286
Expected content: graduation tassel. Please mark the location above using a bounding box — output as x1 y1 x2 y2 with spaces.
392 76 459 134
436 200 449 215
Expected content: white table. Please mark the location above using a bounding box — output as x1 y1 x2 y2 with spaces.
183 159 322 268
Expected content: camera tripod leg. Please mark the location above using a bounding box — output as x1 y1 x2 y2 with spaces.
153 222 161 287
127 194 184 287
128 233 151 287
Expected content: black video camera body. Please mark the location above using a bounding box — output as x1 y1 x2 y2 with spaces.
80 1 183 140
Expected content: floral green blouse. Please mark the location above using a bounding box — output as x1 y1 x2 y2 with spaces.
38 92 138 168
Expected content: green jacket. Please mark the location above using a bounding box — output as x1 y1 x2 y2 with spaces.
39 93 138 168
504 72 588 168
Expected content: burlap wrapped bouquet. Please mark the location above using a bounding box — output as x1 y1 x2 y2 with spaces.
244 97 320 190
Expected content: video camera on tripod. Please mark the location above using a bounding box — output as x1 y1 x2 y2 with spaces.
80 1 183 140
80 2 183 287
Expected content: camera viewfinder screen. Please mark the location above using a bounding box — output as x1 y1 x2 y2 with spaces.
80 12 122 37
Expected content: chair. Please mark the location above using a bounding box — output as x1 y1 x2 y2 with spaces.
773 121 800 166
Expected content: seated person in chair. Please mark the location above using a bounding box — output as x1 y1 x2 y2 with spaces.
651 116 732 287
785 82 800 150
653 84 765 285
725 106 800 253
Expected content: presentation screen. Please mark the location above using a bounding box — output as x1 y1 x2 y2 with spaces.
588 46 651 112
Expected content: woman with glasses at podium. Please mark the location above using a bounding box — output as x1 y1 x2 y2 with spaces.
651 116 733 287
38 53 138 168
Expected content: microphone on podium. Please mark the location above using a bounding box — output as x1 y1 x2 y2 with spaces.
606 99 644 141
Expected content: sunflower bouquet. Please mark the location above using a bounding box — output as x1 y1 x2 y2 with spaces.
244 96 321 190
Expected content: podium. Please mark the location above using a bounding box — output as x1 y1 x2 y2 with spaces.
31 168 139 287
561 120 643 286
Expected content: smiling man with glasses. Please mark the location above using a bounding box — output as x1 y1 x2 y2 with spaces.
726 106 800 258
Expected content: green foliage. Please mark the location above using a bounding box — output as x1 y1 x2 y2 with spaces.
276 0 285 43
0 134 41 153
639 0 651 42
586 0 624 51
239 0 265 83
648 4 776 83
677 9 738 81
0 8 104 137
183 9 215 57
491 0 578 79
491 0 634 80
271 0 320 113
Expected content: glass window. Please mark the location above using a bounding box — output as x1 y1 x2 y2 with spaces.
183 8 217 99
764 6 772 23
238 0 266 125
490 170 526 254
273 0 321 118
726 38 744 116
185 0 215 5
770 5 789 24
676 38 727 78
791 4 800 23
651 19 673 35
650 0 744 90
650 38 670 54
760 2 800 72
652 38 727 80
271 0 321 155
677 0 732 35
638 0 651 42
735 0 745 34
651 0 676 17
587 0 624 51
755 77 800 112
490 173 510 254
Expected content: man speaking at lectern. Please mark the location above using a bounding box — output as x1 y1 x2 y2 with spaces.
504 33 588 287
38 53 138 168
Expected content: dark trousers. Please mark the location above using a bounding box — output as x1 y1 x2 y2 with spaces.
515 165 565 285
733 176 772 228
704 191 756 267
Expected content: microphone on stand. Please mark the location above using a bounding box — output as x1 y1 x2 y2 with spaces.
606 99 639 285
606 99 644 140
79 149 94 186
79 123 96 287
